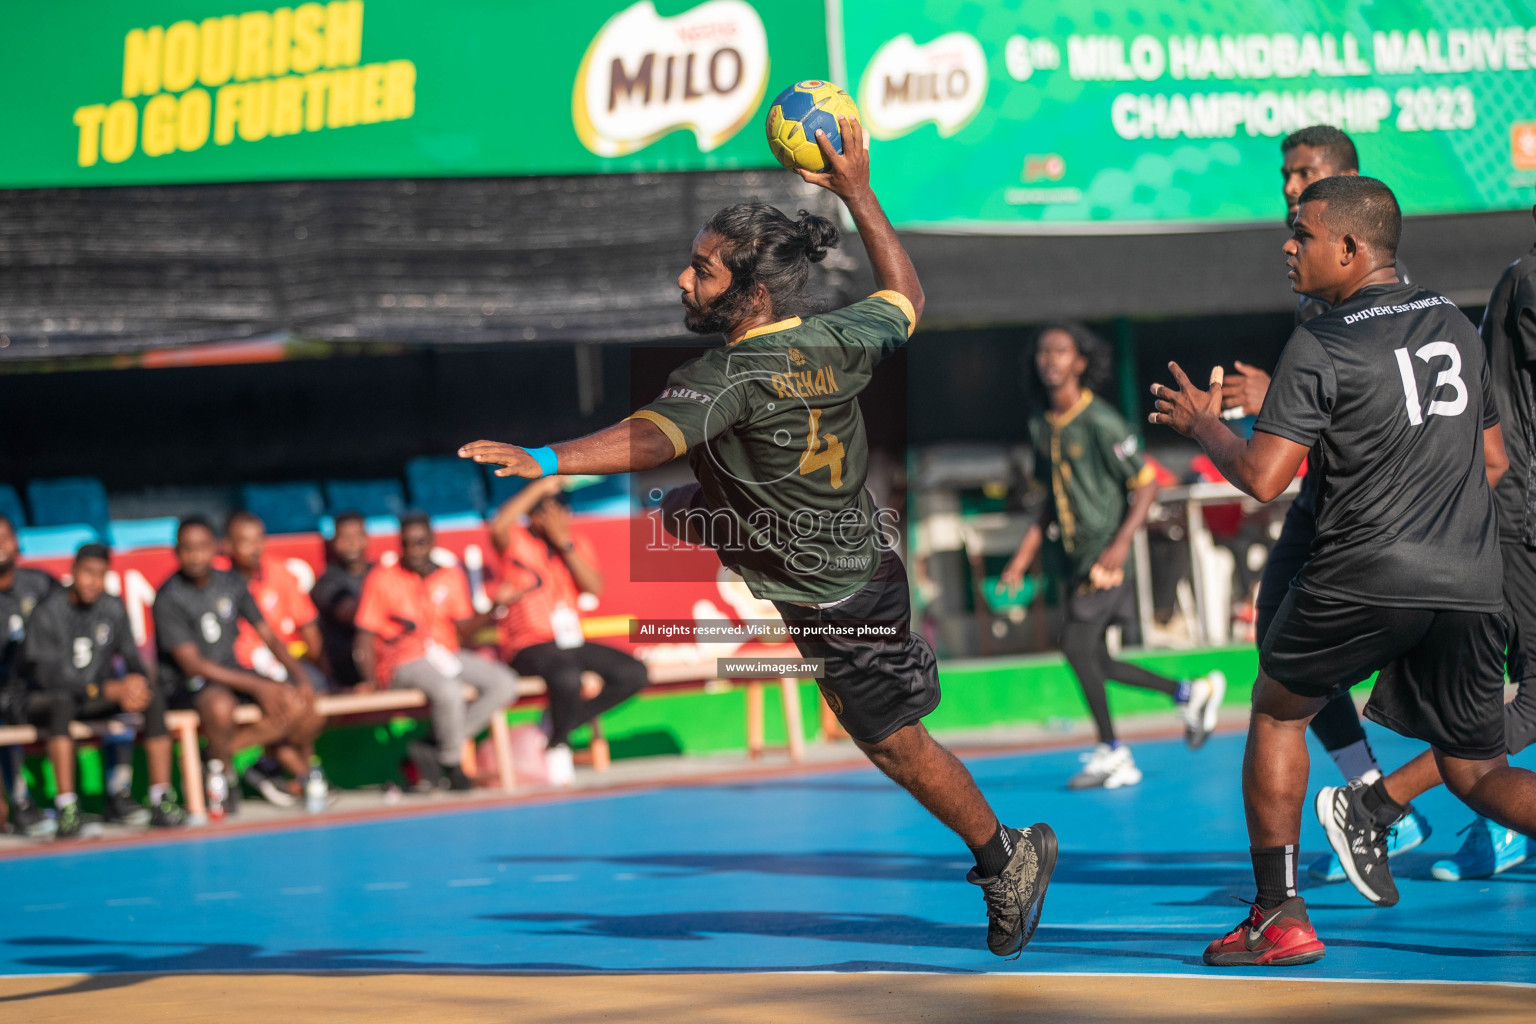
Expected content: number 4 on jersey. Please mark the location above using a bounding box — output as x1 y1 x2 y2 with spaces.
799 409 845 488
1394 341 1467 425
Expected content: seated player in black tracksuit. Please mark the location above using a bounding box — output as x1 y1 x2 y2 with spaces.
22 544 187 837
0 512 62 838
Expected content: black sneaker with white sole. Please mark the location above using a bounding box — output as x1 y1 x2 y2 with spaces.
149 794 188 828
966 822 1058 958
1315 781 1399 907
103 791 151 826
243 765 297 808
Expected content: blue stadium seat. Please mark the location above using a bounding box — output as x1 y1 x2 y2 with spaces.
108 517 180 552
18 524 99 558
405 456 487 517
565 474 634 517
240 481 325 535
0 483 25 528
27 476 110 535
483 469 531 510
324 478 406 519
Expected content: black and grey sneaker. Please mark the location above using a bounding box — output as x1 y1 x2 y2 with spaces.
407 741 446 791
965 822 1058 958
1315 782 1399 907
13 799 56 839
149 794 188 828
446 763 476 792
54 803 103 841
243 765 298 807
103 791 151 826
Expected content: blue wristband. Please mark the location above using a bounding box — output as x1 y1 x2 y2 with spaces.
525 445 559 477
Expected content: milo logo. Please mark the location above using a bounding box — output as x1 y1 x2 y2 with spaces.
857 31 987 140
573 0 769 157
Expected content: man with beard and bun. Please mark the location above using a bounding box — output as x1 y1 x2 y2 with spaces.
460 116 1056 958
0 514 61 837
1219 125 1432 883
1155 175 1536 966
22 545 187 837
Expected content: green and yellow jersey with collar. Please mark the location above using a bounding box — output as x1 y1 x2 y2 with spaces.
1027 389 1155 585
627 291 915 603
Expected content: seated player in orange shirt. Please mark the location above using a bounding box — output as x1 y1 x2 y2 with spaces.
225 510 331 805
354 513 520 791
489 478 648 787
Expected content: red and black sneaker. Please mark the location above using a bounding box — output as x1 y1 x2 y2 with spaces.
1203 896 1326 967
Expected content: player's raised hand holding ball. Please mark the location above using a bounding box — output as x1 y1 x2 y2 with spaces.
765 80 868 200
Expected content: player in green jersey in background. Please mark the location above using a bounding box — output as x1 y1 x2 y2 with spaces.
460 117 1056 959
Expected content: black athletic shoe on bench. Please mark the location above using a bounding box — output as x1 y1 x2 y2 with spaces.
966 822 1058 958
1316 781 1399 907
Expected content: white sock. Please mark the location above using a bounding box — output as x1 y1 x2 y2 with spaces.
54 793 77 809
1328 739 1381 783
148 784 170 804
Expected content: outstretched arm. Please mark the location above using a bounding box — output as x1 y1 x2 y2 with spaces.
1149 362 1309 502
799 116 924 324
460 417 677 480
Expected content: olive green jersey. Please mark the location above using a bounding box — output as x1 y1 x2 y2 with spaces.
1027 389 1155 584
628 291 916 603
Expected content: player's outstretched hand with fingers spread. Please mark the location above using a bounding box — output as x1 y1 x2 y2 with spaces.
1221 360 1272 415
797 115 871 200
1149 362 1224 438
459 440 542 478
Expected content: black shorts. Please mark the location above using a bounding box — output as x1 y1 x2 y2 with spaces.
1502 540 1536 687
1061 576 1135 631
1260 587 1508 760
772 546 940 745
1254 502 1314 645
166 679 257 712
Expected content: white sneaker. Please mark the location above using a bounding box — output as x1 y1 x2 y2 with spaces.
544 743 575 788
1182 670 1228 749
1067 743 1142 790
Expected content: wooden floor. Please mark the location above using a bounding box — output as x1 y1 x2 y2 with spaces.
1 972 1531 1024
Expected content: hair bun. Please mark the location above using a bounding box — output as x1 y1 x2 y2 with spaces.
795 211 839 264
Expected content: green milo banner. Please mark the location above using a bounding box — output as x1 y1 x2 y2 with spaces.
835 0 1536 229
0 0 830 187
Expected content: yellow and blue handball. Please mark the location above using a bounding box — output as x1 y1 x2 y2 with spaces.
764 80 859 173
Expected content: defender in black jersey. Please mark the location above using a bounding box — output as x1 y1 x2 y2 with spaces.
22 545 186 833
461 117 1056 957
1316 197 1536 890
1221 129 1416 847
1155 176 1536 966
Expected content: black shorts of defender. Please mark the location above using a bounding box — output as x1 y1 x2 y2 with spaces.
771 546 940 745
1061 575 1137 631
166 679 258 712
1259 587 1508 760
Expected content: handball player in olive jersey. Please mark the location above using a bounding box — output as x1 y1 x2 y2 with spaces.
461 117 1056 958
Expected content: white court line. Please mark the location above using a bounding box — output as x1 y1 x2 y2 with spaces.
281 886 323 896
104 897 154 907
22 904 67 913
194 892 241 902
532 874 576 883
448 878 493 887
613 873 639 881
363 882 409 891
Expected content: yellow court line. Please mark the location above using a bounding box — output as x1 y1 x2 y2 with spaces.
0 971 1531 1024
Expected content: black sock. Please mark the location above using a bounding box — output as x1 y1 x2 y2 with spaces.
1361 778 1407 827
1251 845 1298 910
969 822 1015 877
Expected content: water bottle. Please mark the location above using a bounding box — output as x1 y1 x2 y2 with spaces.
206 760 227 821
305 758 328 814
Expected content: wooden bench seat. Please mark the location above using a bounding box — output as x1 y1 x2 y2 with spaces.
0 645 824 820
